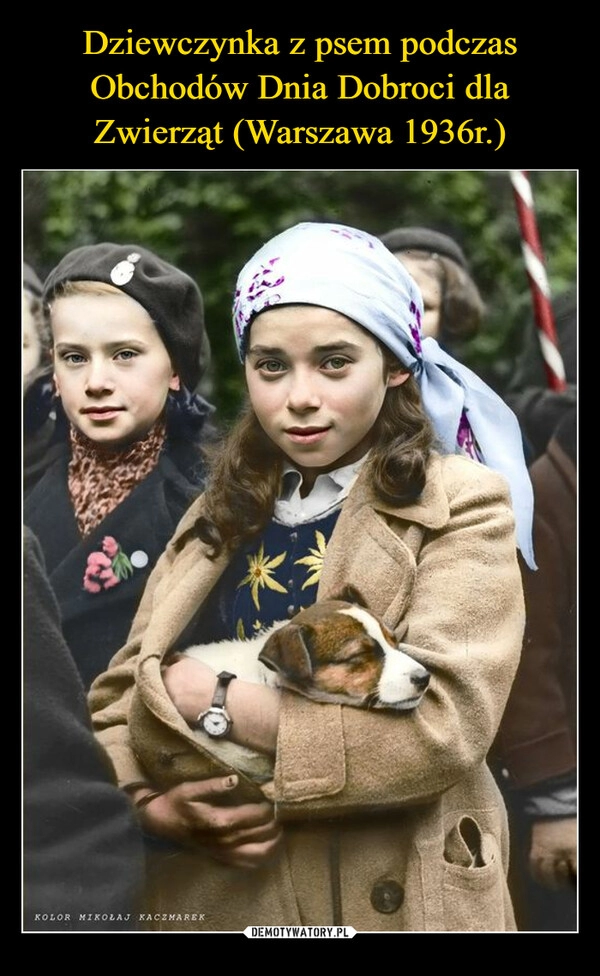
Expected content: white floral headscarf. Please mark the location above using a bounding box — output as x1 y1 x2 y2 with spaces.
233 222 535 569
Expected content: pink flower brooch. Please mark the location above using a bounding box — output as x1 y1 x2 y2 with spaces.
83 536 134 594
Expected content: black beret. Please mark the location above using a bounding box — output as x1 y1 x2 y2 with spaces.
379 227 468 270
43 243 207 392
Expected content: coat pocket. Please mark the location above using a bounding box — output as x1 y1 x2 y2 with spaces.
441 815 510 932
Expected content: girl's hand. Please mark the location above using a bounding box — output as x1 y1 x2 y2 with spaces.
134 776 283 869
529 817 577 889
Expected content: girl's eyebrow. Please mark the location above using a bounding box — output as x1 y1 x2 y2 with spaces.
53 341 87 352
54 339 147 352
247 344 287 357
313 342 362 354
248 341 362 357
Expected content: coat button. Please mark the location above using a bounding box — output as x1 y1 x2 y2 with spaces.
370 880 404 914
130 550 149 568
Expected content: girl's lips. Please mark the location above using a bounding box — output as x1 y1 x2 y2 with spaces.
285 426 330 444
81 408 124 421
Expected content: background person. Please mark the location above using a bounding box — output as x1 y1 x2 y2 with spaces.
24 243 215 688
379 225 485 350
504 288 577 462
492 405 577 931
23 526 145 932
23 261 56 493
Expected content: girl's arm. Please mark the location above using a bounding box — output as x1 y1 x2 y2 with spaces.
162 657 279 754
90 492 229 787
89 501 282 867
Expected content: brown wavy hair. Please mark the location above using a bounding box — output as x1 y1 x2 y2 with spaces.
186 346 434 559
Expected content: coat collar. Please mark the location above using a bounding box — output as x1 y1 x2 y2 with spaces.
170 451 452 551
342 451 451 529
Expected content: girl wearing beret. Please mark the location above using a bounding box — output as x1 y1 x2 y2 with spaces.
24 244 214 689
379 225 485 348
91 223 533 932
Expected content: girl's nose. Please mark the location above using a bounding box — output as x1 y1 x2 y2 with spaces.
286 372 321 413
85 359 115 395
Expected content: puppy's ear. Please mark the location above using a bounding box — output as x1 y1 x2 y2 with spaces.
258 625 314 686
331 584 368 609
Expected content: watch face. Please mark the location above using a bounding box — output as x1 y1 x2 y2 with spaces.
201 709 230 737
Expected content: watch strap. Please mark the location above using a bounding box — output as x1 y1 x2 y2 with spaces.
212 670 236 708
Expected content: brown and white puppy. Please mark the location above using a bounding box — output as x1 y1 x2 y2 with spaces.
182 589 430 782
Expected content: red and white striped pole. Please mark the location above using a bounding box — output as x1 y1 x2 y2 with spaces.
510 170 567 392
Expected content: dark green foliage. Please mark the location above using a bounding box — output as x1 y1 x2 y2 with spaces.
23 170 576 419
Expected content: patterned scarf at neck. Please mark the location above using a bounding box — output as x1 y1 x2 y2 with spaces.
68 419 166 538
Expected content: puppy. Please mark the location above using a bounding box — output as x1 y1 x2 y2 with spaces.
182 588 430 782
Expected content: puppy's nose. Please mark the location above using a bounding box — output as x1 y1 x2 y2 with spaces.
412 672 430 693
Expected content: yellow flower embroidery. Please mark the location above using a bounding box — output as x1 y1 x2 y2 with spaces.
295 530 327 590
238 544 288 610
235 618 263 640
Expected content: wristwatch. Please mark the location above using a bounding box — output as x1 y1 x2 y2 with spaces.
195 671 236 738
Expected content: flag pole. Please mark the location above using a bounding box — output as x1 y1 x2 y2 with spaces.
509 170 567 392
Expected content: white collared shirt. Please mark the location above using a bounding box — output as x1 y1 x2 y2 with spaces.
274 456 367 526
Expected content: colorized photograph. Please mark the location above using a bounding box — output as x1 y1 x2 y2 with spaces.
22 170 577 934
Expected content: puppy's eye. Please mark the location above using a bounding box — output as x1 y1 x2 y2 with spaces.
339 637 382 667
346 651 372 671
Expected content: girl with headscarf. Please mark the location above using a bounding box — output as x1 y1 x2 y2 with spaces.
90 223 533 932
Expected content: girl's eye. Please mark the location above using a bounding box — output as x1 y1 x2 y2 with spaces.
115 350 137 361
62 352 86 364
258 359 286 373
322 356 351 371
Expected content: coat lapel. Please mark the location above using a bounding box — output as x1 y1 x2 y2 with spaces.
141 538 231 661
25 457 192 620
317 454 451 627
24 456 81 571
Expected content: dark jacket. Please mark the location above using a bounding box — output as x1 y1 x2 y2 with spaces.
493 410 577 788
23 527 144 931
505 289 577 462
24 433 207 689
23 370 59 494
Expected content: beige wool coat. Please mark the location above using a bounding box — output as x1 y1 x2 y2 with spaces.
90 453 525 932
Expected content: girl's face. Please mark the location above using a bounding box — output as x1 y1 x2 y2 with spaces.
245 305 408 490
52 291 179 449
